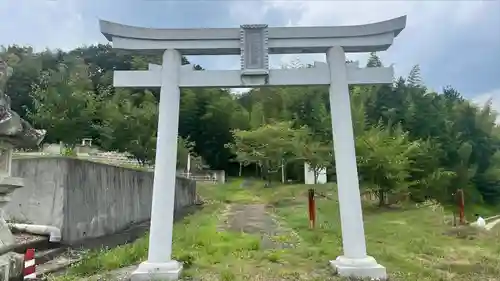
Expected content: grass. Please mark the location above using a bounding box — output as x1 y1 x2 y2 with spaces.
50 180 500 281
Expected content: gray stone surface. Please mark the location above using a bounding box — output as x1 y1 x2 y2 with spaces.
0 216 13 247
0 252 23 281
0 59 46 148
4 157 197 243
6 252 23 279
221 204 300 249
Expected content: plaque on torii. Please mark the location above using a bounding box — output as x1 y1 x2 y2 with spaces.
239 24 269 85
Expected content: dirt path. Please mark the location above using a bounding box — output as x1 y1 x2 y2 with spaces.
220 203 301 249
485 217 500 230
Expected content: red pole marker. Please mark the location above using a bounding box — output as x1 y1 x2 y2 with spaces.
23 248 36 280
308 188 316 229
457 189 465 225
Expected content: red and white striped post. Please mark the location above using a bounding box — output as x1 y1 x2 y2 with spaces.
23 248 36 280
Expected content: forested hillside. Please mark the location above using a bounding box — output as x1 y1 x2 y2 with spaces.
2 44 500 209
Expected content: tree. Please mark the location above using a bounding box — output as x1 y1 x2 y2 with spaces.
29 57 99 147
2 49 42 121
97 89 208 168
407 65 423 87
97 89 158 165
228 121 297 184
366 52 383 67
451 142 480 203
356 125 418 206
249 103 265 129
177 137 206 172
406 139 455 203
178 88 240 170
293 125 333 184
6 42 500 211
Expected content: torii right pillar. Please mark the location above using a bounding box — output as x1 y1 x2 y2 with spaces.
327 45 386 279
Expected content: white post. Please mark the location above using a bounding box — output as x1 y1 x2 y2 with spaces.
281 159 285 183
187 153 191 178
131 49 183 281
326 46 386 279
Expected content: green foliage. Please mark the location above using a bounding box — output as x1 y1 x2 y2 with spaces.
28 57 100 146
61 146 77 157
356 124 417 206
177 136 206 172
3 44 500 209
293 125 333 184
178 88 241 170
406 140 455 203
96 89 158 165
228 122 297 183
366 52 383 67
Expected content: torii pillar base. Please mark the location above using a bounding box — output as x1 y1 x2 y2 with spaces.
330 256 387 280
131 261 183 281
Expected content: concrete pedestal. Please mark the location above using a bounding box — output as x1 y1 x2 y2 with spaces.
130 261 182 281
330 256 387 280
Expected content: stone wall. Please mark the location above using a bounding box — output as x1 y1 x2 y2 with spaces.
4 157 196 243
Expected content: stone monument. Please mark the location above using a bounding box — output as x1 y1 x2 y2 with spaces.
0 59 46 279
100 16 406 280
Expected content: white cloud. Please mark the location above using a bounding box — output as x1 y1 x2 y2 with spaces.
0 0 101 51
1 0 495 97
228 1 271 24
228 1 495 77
267 0 490 27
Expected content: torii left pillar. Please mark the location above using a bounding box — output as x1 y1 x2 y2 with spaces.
131 49 183 281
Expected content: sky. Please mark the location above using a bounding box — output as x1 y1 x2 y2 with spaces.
0 0 499 107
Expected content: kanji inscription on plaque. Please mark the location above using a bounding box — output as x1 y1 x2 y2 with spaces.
240 24 269 72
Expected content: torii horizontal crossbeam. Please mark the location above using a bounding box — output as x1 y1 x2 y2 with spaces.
113 62 394 88
99 17 406 55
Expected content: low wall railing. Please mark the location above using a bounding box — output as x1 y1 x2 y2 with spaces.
177 173 218 184
14 152 224 184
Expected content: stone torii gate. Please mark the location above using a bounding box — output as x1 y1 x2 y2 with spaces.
100 16 406 281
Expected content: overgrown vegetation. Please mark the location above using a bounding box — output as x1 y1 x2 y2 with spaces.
50 181 500 281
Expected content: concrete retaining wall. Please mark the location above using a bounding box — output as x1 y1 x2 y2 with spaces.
4 157 196 243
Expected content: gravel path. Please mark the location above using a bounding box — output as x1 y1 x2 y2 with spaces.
221 203 300 249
